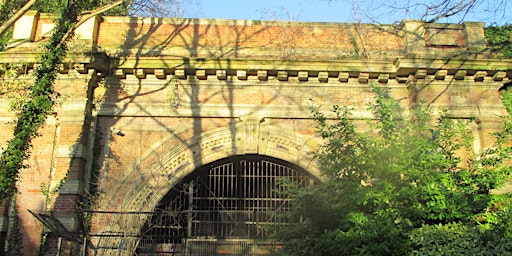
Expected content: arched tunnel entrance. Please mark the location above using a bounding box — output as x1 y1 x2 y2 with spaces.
135 154 319 255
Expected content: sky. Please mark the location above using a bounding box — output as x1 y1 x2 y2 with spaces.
191 0 510 26
195 0 356 23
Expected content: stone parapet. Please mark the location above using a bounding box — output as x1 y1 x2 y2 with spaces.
4 12 493 61
401 20 489 57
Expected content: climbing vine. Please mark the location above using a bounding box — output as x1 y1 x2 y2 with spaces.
40 179 65 210
0 2 83 201
5 196 22 255
0 64 31 104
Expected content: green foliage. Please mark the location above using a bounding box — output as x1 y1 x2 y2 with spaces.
275 84 512 255
0 0 24 49
0 0 26 24
0 64 31 101
0 0 100 201
40 179 64 210
485 25 512 58
409 210 512 256
5 196 22 255
501 85 512 115
410 223 485 255
33 0 65 13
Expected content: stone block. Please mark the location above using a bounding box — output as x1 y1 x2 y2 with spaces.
135 69 146 79
401 20 426 53
338 72 349 82
216 70 227 80
11 10 39 41
427 28 462 46
435 70 448 80
318 72 328 82
278 71 288 81
298 71 308 81
237 70 247 80
454 70 467 80
464 22 486 50
474 71 487 82
257 70 268 81
415 69 427 79
74 15 100 41
154 69 166 79
115 69 127 78
41 23 55 38
175 69 187 79
378 74 389 83
196 69 207 80
493 71 507 81
74 64 88 74
358 73 369 83
56 144 86 159
58 64 68 74
396 76 409 83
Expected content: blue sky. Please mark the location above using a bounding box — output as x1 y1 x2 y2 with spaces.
195 0 355 23
192 0 510 26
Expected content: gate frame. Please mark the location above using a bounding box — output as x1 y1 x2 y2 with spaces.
90 119 322 255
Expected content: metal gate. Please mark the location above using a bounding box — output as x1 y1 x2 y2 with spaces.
135 155 316 255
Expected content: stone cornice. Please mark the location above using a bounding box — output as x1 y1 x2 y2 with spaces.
87 56 512 83
1 53 510 83
395 58 512 72
0 51 110 74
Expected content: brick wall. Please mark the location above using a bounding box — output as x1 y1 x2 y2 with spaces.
96 17 405 60
0 12 509 255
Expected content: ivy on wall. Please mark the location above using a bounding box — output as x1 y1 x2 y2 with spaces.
5 196 22 255
0 2 83 201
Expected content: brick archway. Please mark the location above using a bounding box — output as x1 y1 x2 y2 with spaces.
3 12 511 256
91 118 321 255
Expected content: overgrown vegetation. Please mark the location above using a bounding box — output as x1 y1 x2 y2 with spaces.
485 24 512 58
0 0 97 201
5 196 22 255
274 84 512 255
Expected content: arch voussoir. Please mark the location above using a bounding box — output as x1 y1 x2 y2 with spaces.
94 120 322 255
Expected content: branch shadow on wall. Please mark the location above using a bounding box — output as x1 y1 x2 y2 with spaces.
50 16 306 255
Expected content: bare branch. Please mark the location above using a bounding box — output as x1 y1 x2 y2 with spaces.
351 0 506 24
426 0 478 23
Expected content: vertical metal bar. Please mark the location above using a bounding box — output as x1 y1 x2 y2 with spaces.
226 163 230 237
256 161 260 212
187 181 194 238
81 236 87 256
225 163 229 237
243 160 247 218
266 161 269 210
56 237 62 256
135 155 317 252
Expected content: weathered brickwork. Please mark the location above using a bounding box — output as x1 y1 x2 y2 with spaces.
96 17 405 60
0 12 510 255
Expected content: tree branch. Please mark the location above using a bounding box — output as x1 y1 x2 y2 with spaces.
57 0 129 46
426 0 477 23
0 0 38 37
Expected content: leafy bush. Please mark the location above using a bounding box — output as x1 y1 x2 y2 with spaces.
486 25 512 58
274 84 512 255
